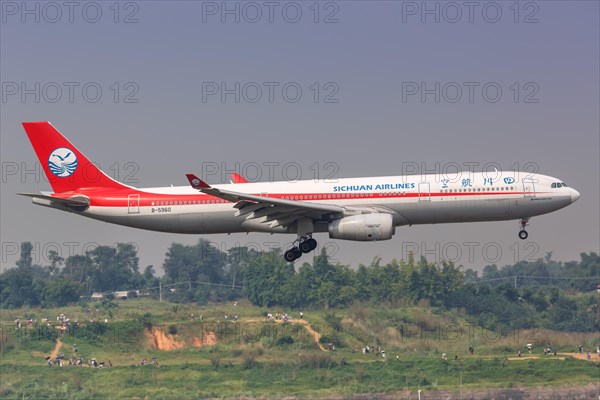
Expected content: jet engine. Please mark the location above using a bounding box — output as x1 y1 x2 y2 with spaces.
328 213 394 241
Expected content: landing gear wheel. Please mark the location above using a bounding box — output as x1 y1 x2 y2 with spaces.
300 241 313 254
287 234 317 261
292 247 302 260
284 249 298 262
518 218 530 240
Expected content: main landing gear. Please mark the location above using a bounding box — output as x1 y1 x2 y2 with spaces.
284 236 318 262
518 218 529 240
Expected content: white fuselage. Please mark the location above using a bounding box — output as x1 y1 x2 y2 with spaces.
44 171 579 235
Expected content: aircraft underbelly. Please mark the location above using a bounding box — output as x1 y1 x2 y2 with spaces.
79 194 572 234
85 207 245 234
395 197 511 224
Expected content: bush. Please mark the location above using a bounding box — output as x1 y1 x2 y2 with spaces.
139 313 153 330
354 366 368 382
127 291 139 299
349 303 371 322
319 334 341 348
0 342 15 354
324 312 343 332
168 325 178 335
276 335 294 346
211 353 220 370
242 351 257 369
298 353 337 369
74 321 107 343
78 300 90 311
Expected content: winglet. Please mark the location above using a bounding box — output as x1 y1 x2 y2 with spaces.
230 173 248 184
186 174 210 189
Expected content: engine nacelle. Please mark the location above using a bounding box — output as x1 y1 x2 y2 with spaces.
328 214 394 241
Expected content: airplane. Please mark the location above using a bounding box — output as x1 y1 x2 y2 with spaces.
20 121 580 262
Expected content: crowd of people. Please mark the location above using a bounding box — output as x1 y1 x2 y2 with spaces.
44 344 163 367
16 312 84 332
139 357 159 367
18 308 600 368
45 352 112 368
579 345 600 360
266 312 294 323
353 345 386 358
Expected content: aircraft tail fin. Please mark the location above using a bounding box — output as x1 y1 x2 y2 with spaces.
22 121 130 193
230 173 249 184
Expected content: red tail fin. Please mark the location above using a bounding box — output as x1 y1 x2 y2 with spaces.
22 122 130 193
230 172 248 184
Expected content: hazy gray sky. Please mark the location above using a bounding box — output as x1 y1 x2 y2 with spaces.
1 1 598 273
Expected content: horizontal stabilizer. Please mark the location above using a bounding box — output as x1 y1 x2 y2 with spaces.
17 193 90 207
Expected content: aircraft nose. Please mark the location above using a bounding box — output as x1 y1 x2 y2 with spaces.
571 188 580 203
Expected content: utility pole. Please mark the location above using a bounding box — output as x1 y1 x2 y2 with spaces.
514 275 517 289
159 281 162 302
460 370 463 400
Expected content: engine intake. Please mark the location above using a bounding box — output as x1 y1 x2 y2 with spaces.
328 214 394 241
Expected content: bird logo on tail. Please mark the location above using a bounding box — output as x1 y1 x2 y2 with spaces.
48 147 78 177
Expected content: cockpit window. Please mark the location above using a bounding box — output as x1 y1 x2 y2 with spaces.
551 183 557 188
561 182 567 187
551 182 567 188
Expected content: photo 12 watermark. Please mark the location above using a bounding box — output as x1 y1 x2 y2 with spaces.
1 1 140 24
401 241 540 265
1 241 140 266
201 81 340 104
2 161 140 185
400 1 539 24
200 1 340 24
2 321 144 345
200 161 340 183
398 161 540 183
397 321 542 345
401 81 539 104
1 81 140 104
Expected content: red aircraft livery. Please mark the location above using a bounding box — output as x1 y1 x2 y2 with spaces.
20 122 580 261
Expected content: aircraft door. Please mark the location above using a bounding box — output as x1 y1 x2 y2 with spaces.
522 178 536 198
128 194 140 214
418 182 430 201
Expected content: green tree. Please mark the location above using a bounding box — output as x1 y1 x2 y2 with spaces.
243 248 294 307
87 244 140 292
0 242 47 307
100 297 119 319
316 281 337 309
42 278 81 307
0 263 47 307
163 240 226 288
16 242 33 269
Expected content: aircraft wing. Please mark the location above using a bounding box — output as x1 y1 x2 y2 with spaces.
186 174 345 228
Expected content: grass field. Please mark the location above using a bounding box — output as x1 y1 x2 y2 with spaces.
1 299 598 399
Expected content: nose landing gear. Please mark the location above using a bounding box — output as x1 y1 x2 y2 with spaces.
518 218 529 240
284 235 318 262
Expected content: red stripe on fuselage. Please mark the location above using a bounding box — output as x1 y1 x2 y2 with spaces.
52 188 539 208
